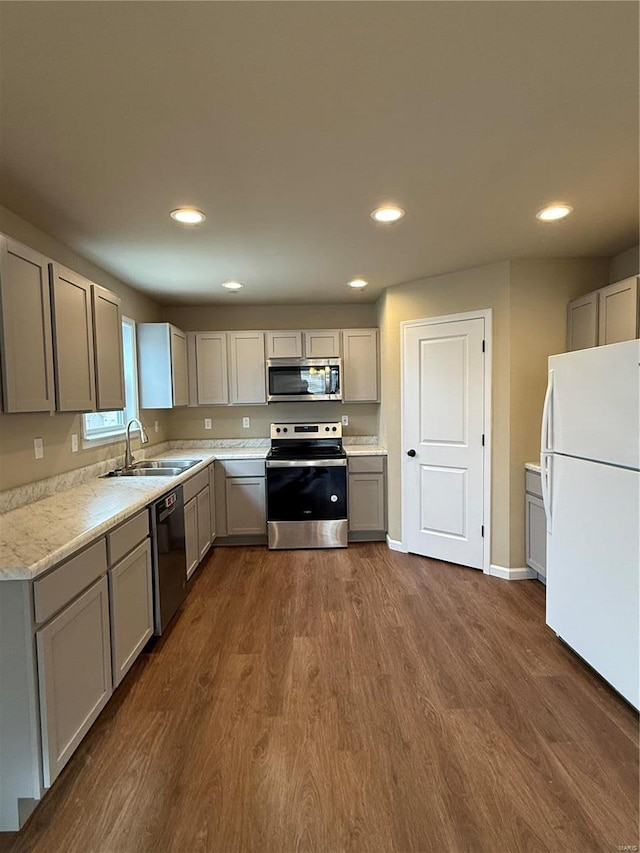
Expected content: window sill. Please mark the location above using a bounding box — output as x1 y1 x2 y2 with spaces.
81 428 141 451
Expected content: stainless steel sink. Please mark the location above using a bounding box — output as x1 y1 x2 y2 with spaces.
131 459 200 470
101 458 201 478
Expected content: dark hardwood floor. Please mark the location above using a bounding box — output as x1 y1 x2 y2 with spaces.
1 543 638 852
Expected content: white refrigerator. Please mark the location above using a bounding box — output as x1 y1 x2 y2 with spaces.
541 339 639 709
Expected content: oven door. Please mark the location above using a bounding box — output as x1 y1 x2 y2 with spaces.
266 458 348 549
266 459 347 521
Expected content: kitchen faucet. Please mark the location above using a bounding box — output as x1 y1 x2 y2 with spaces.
124 418 149 468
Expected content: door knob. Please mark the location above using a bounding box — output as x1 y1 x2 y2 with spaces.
407 449 416 457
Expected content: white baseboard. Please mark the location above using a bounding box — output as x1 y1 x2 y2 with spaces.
489 564 537 581
386 536 407 553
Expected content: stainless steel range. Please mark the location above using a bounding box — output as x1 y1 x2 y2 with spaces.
266 421 348 549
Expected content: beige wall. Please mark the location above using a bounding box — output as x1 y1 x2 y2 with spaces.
508 258 609 563
608 243 639 283
0 206 170 491
377 257 608 568
163 302 378 332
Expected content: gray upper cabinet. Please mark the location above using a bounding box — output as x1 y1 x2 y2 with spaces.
0 236 55 413
342 328 379 402
49 263 96 412
137 323 189 408
228 331 266 405
567 277 639 351
598 277 639 345
303 329 341 357
188 331 229 405
567 292 598 352
91 284 124 411
266 330 302 358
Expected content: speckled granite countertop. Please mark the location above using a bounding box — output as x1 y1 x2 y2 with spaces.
0 442 387 580
525 462 542 473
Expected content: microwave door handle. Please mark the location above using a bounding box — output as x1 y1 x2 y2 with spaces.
325 367 331 395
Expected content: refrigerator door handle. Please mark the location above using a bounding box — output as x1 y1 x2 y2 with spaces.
540 369 554 533
541 453 553 533
540 368 554 455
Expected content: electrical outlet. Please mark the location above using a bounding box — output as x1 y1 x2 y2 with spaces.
204 418 212 430
71 434 78 452
154 420 159 433
34 437 44 459
242 417 250 428
341 415 349 427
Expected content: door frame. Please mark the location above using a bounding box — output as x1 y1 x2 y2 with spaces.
400 309 493 573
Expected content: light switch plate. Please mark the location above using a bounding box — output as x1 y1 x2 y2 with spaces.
71 434 78 452
204 418 212 430
341 415 349 426
34 438 44 459
242 417 250 428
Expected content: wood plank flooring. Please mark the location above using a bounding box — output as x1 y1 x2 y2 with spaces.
1 543 638 853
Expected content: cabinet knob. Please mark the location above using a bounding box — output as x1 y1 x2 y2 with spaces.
407 449 417 457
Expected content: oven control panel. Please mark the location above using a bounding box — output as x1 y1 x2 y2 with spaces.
270 421 342 439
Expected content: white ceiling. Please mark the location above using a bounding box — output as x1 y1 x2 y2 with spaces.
0 2 638 306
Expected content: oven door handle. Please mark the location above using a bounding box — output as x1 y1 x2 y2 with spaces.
266 458 347 468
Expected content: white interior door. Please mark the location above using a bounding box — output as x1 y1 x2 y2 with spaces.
402 317 486 569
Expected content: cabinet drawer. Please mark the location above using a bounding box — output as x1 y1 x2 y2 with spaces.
525 470 543 498
183 468 209 503
219 458 266 478
348 455 385 474
107 510 149 566
34 539 107 625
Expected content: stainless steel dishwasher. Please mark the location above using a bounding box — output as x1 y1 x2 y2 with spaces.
150 486 187 635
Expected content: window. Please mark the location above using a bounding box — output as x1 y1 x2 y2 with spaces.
83 317 139 444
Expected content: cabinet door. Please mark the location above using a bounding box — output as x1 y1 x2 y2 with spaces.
108 539 153 687
348 472 386 531
49 263 96 412
184 496 199 579
0 236 55 412
228 331 266 404
567 292 598 352
266 331 302 358
226 477 266 535
197 486 212 560
92 285 124 411
303 330 341 358
196 332 229 404
342 329 379 402
525 494 547 578
209 463 217 542
598 277 639 345
170 326 189 406
36 576 112 787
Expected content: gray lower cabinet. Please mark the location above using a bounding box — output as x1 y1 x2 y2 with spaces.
185 496 199 579
525 469 546 580
197 485 212 560
0 235 55 413
226 478 266 535
108 538 153 687
347 455 387 540
36 576 112 787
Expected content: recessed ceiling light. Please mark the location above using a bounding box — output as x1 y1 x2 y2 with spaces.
536 203 573 222
222 280 243 291
170 207 206 225
371 205 405 223
348 278 368 289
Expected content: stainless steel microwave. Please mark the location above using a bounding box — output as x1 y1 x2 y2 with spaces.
266 358 342 402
